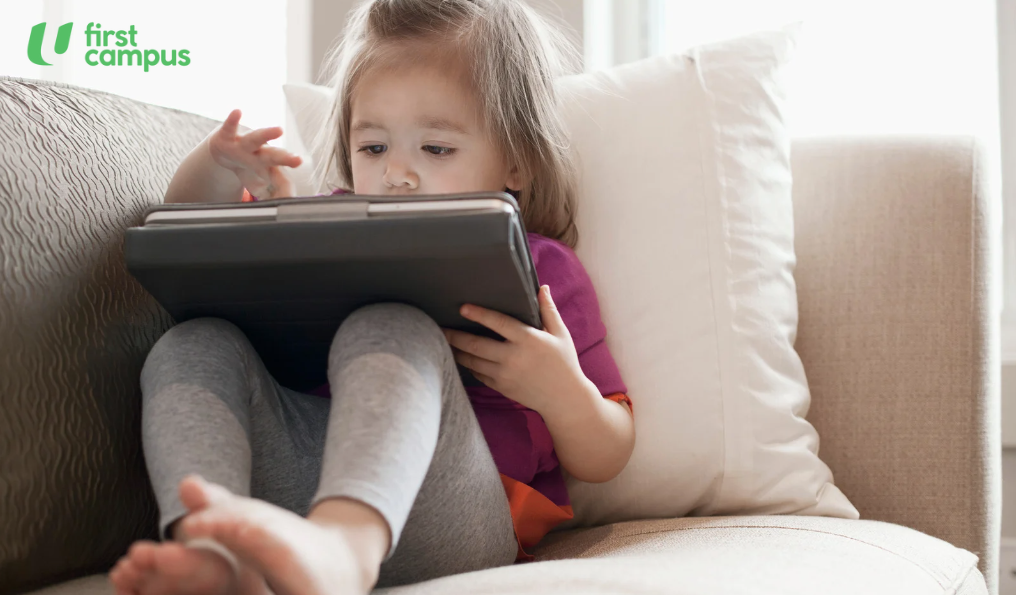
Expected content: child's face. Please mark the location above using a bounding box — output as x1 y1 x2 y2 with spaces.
349 61 522 196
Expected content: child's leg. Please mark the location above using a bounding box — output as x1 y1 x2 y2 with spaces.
140 317 330 540
174 304 518 592
313 302 517 588
118 317 333 594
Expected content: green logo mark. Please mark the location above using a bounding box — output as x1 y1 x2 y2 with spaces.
26 22 191 72
27 22 73 66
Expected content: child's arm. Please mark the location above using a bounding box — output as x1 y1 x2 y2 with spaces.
164 108 303 204
443 285 636 484
537 377 635 484
163 132 245 204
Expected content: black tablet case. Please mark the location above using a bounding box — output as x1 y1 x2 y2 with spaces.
125 192 541 392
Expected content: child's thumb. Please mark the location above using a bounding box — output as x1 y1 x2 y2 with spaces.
539 285 567 337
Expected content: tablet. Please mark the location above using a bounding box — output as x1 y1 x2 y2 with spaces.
126 191 541 391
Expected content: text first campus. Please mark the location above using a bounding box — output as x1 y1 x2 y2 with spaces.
84 23 190 72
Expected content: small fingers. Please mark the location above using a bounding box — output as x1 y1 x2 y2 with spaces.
239 167 295 200
471 370 498 389
460 305 525 342
241 126 284 149
267 166 295 198
220 109 242 137
256 145 303 168
452 348 499 378
443 328 506 362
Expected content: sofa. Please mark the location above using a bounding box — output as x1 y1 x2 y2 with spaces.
0 76 998 595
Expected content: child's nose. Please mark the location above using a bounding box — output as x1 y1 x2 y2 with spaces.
382 154 419 191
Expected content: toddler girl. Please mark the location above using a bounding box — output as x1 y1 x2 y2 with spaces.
110 1 634 594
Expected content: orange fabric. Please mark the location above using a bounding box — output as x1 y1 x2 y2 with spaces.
499 473 574 563
603 392 634 416
500 391 633 563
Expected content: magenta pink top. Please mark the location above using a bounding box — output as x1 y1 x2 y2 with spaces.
246 186 631 517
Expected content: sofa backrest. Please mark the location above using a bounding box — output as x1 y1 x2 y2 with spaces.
790 135 997 590
0 76 215 594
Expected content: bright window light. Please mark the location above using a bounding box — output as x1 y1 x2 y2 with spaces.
0 0 288 131
652 0 1000 141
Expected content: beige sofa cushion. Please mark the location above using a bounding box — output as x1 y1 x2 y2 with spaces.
789 135 998 590
380 516 987 594
29 516 985 595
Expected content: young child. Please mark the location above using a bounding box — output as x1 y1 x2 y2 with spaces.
109 1 634 594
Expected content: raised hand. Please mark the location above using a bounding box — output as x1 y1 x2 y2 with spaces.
209 108 303 200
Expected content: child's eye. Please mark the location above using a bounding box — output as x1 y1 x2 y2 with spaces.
358 145 386 156
424 145 455 156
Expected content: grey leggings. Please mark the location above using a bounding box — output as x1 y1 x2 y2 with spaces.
139 303 518 588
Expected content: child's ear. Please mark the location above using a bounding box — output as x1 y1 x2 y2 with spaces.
506 164 528 191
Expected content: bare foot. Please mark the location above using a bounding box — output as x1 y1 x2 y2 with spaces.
180 478 375 595
108 477 269 595
109 540 242 595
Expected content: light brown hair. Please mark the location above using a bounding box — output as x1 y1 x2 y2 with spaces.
311 0 583 248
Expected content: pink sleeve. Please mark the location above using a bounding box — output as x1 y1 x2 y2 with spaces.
529 235 628 399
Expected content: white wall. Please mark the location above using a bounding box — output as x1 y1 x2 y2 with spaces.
305 0 583 85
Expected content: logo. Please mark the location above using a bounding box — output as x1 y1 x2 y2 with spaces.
27 22 191 72
27 22 73 66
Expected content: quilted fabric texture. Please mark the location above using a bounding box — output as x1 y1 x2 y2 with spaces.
0 76 215 593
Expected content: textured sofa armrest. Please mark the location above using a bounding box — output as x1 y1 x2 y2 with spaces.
791 136 1000 592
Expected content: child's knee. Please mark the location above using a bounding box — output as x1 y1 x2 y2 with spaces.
153 317 245 354
142 317 249 380
340 303 442 342
330 303 447 365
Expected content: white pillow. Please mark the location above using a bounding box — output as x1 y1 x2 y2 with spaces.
280 85 332 197
280 23 858 527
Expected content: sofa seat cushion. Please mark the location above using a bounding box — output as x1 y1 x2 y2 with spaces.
379 515 984 594
28 515 985 595
531 516 985 594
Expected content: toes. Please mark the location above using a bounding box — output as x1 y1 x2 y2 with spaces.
209 521 277 561
154 541 228 576
128 541 158 571
179 475 238 512
109 571 137 595
113 538 248 595
152 542 189 578
204 525 301 595
108 559 129 588
109 555 144 595
175 495 363 595
181 509 239 540
154 542 232 592
178 475 211 512
183 516 283 582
